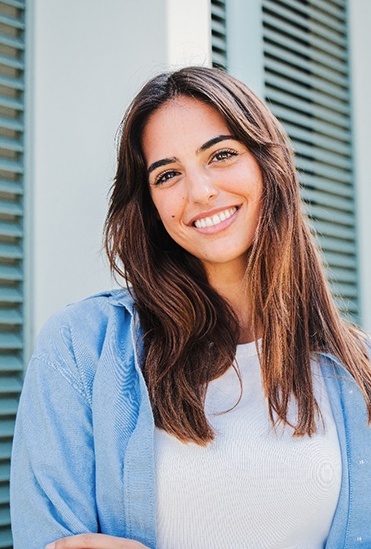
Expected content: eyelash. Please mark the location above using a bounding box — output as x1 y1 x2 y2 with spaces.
154 170 180 186
153 148 239 186
212 148 238 162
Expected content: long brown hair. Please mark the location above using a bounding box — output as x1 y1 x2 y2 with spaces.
105 66 371 444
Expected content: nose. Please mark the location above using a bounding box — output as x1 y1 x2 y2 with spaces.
186 169 219 204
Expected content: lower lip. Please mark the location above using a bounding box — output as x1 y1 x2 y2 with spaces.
192 208 239 235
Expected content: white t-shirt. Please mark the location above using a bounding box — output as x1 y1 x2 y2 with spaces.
154 341 342 548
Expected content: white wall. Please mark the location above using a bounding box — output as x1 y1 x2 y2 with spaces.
348 0 371 331
28 0 211 344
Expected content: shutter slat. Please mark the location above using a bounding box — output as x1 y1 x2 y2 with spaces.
273 0 346 28
265 60 349 105
0 419 14 438
325 266 357 284
330 282 358 299
265 47 347 88
0 333 22 350
0 485 10 505
0 397 20 416
306 0 345 21
324 251 356 269
0 506 10 527
302 188 353 213
293 142 351 171
0 97 23 112
210 18 226 37
268 89 350 128
0 117 24 133
0 0 25 8
0 264 23 280
211 0 227 69
0 9 25 545
264 32 347 76
0 377 22 394
263 1 346 47
0 179 23 194
0 54 23 71
0 74 23 91
284 123 351 156
0 529 13 549
0 463 9 484
0 14 24 30
211 1 225 20
305 203 354 227
299 174 352 198
296 158 351 185
0 309 22 325
312 219 355 241
266 72 348 108
211 35 227 52
271 103 351 141
327 0 346 8
333 299 358 317
212 51 227 67
0 200 23 215
264 12 347 62
0 137 23 151
0 33 24 51
0 355 23 371
314 236 355 255
0 222 23 238
0 245 23 260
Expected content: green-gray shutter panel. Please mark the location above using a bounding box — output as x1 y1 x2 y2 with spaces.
0 0 26 547
262 0 357 320
212 0 358 321
211 0 228 69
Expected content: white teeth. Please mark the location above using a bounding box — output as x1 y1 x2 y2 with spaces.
194 207 237 229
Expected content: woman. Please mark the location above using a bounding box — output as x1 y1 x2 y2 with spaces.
11 66 371 549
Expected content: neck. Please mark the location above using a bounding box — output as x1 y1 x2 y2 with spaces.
205 261 259 344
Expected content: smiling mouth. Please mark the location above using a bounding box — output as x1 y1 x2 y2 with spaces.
193 207 238 229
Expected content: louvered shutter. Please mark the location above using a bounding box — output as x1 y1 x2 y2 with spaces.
262 0 358 320
211 0 228 69
0 1 26 547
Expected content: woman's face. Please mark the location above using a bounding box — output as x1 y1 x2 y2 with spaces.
142 96 263 277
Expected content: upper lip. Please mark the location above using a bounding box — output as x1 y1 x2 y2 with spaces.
188 205 240 226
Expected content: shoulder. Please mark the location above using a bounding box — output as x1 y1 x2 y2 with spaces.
56 287 135 322
35 289 135 351
31 289 138 402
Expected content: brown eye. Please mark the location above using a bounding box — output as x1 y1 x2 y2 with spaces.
212 149 238 162
155 170 180 186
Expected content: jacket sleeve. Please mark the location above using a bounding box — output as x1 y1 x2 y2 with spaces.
10 310 99 549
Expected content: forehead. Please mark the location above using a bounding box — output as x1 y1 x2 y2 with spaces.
141 96 231 159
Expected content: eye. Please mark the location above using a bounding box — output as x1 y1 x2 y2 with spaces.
153 169 180 186
211 148 238 163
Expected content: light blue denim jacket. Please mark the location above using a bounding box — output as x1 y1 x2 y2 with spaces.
10 290 371 549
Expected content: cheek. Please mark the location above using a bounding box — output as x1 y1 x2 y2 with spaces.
151 190 184 224
153 202 178 229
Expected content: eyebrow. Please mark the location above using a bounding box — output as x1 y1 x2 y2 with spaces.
196 134 236 155
147 157 178 176
146 134 236 176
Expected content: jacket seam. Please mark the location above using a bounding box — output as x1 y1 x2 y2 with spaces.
30 354 91 406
